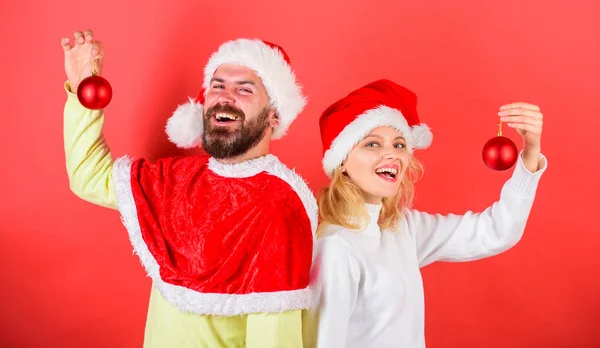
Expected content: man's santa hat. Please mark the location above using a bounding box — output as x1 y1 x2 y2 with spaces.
319 79 433 177
166 38 307 148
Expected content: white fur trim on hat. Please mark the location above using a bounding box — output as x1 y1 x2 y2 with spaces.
322 105 433 177
165 97 204 149
203 39 306 139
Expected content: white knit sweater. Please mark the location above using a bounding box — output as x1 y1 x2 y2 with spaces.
304 153 548 348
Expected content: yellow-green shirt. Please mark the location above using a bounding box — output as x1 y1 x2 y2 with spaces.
63 82 304 348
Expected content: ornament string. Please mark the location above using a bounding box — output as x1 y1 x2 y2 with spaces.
498 120 503 137
90 55 98 76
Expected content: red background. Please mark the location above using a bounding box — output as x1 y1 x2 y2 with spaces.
1 0 599 347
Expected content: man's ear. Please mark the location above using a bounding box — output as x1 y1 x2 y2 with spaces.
268 109 280 128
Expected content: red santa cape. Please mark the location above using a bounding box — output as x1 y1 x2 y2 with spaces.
112 154 317 316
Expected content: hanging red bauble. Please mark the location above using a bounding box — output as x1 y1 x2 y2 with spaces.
482 120 518 171
77 72 112 110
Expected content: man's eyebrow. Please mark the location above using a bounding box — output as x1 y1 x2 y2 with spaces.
236 80 256 86
209 78 256 86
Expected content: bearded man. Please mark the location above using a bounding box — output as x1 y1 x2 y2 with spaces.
61 30 317 348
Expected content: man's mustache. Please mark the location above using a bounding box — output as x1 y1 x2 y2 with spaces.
205 104 245 120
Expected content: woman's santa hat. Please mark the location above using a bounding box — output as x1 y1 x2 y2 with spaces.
166 38 307 148
319 79 433 177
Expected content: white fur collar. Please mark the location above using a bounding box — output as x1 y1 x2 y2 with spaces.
208 154 280 178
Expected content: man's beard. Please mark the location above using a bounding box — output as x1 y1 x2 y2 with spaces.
202 104 271 159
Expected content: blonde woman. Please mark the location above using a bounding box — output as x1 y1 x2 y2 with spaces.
303 79 547 347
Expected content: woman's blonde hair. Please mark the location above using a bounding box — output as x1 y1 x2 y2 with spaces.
317 154 424 235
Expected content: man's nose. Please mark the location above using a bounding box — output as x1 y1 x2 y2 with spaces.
217 90 235 104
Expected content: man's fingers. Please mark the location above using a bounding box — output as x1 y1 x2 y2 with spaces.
84 29 94 43
61 37 72 52
91 41 103 57
73 31 84 45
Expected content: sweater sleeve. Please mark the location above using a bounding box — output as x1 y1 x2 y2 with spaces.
304 235 361 348
63 81 117 209
246 310 304 348
406 151 548 267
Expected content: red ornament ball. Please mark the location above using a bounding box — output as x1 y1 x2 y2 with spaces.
482 136 518 171
77 75 112 110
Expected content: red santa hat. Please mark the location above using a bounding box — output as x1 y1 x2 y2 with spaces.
165 38 307 148
319 79 433 177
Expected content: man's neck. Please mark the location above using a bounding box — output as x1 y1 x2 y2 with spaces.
216 141 271 165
